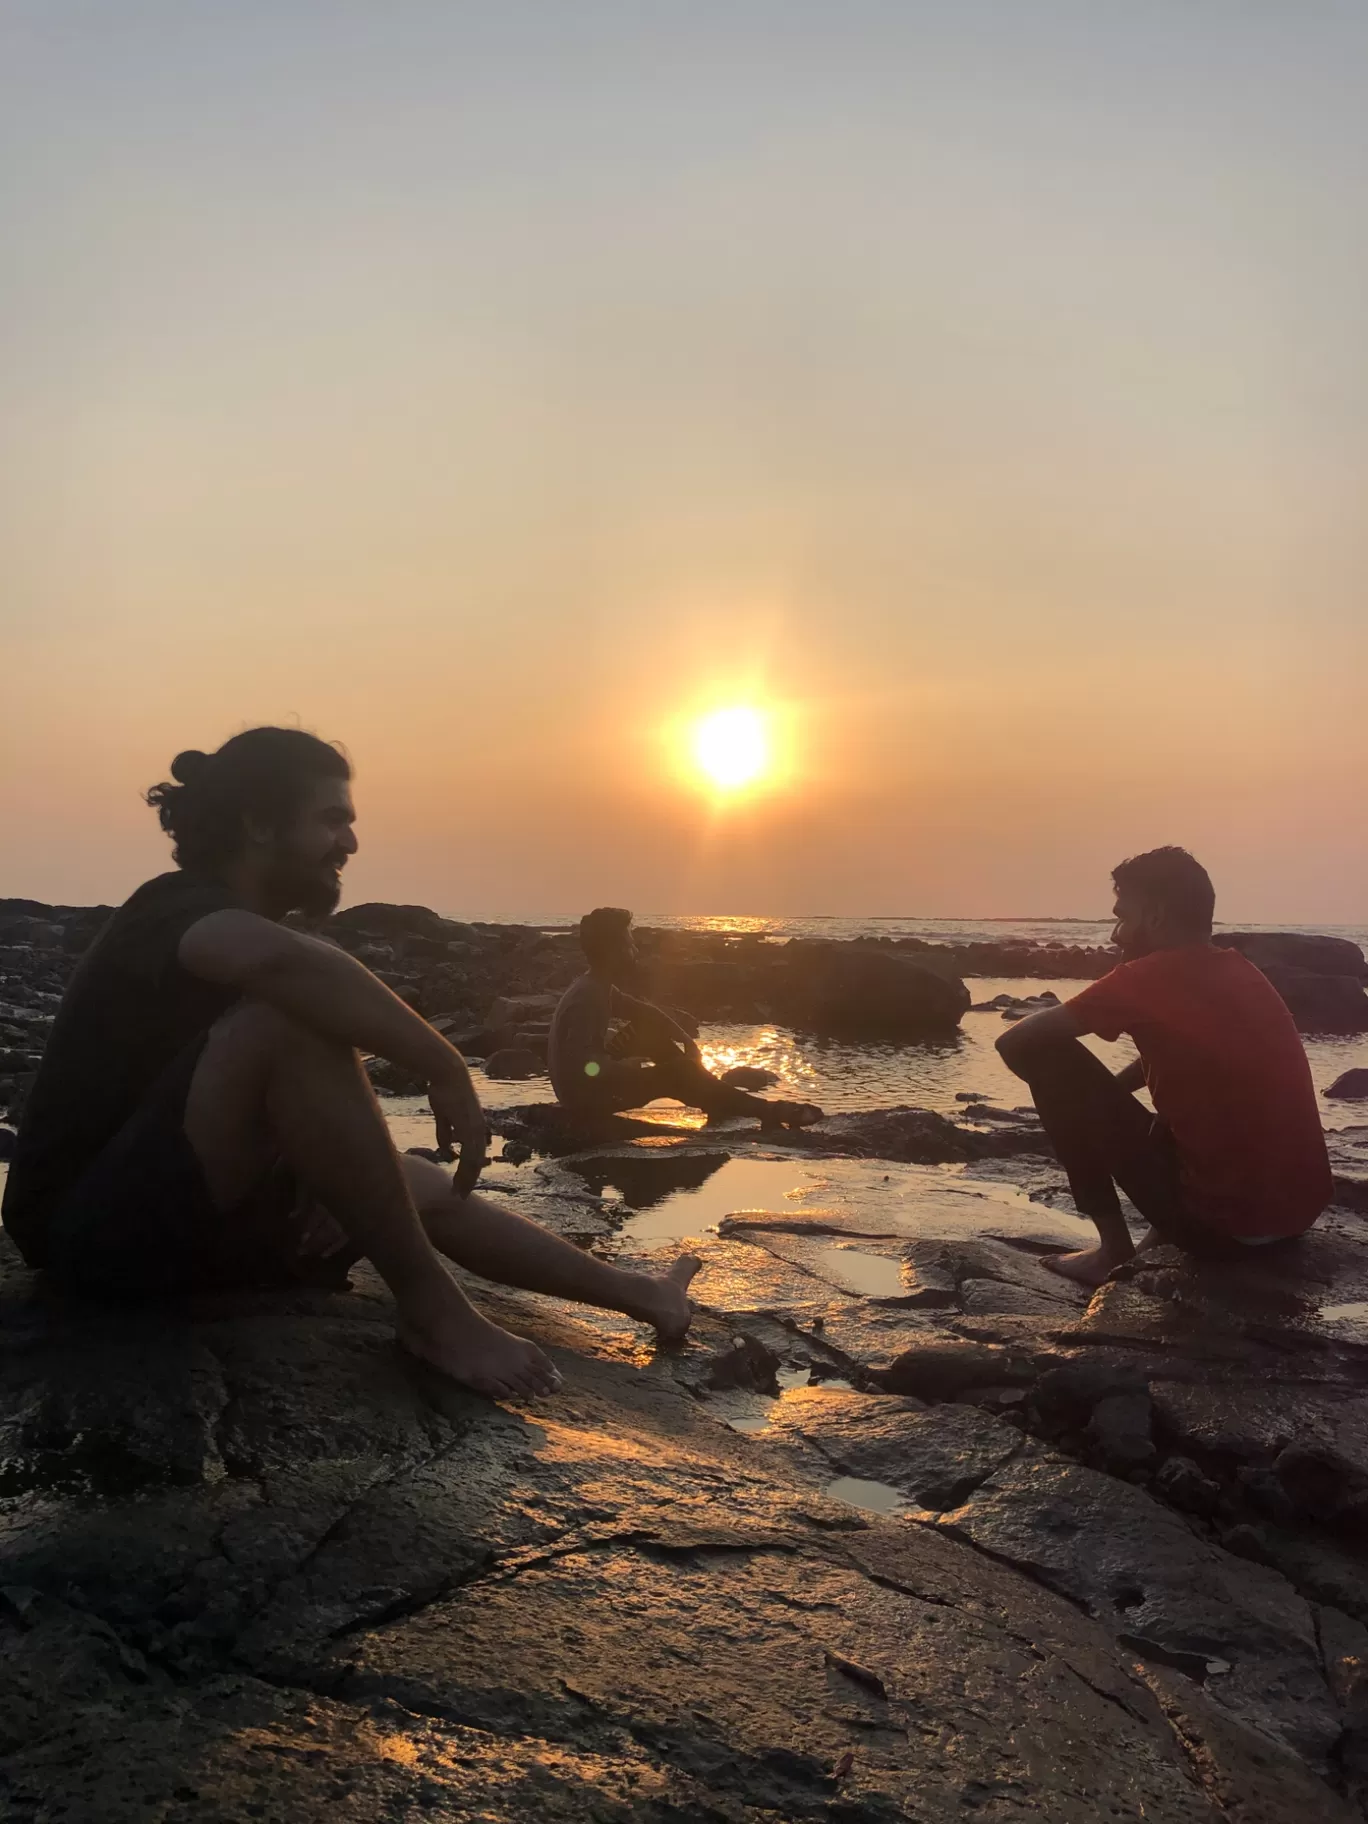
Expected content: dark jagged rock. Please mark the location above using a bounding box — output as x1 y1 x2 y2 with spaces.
482 1047 546 1081
873 1338 1035 1400
330 901 475 942
1030 1357 1150 1432
1155 1454 1223 1515
814 1104 1050 1163
702 1332 782 1393
1086 1390 1156 1473
1211 933 1368 1034
492 1102 702 1155
364 1056 427 1096
1257 966 1368 1036
773 940 971 1036
1328 1070 1368 1101
1217 931 1368 981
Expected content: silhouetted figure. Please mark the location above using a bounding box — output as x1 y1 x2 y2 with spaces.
997 847 1332 1286
2 730 700 1397
549 908 821 1130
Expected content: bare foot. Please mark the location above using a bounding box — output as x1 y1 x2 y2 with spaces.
622 1254 703 1345
398 1288 562 1400
1042 1244 1133 1289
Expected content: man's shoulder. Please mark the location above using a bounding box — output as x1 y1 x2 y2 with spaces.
556 971 608 1007
115 871 235 924
553 974 615 1030
1109 944 1280 1008
85 872 236 974
1112 946 1214 983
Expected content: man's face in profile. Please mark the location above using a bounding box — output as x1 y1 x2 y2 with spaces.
267 777 357 917
1111 891 1160 961
609 928 641 986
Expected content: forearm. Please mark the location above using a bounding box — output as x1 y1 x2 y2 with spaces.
619 994 691 1045
249 937 463 1082
1113 1057 1146 1093
995 1005 1087 1077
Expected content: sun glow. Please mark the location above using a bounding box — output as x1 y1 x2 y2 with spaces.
692 706 771 791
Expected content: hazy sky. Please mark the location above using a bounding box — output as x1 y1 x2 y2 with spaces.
3 2 1365 920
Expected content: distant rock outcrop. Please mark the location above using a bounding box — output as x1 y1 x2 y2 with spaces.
1217 933 1368 1034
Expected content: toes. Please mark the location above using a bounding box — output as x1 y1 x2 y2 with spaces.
524 1349 563 1395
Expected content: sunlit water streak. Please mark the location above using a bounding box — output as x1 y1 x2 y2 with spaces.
446 914 1368 1130
450 974 1367 1132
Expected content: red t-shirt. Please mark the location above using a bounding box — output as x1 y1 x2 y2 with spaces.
1066 945 1332 1238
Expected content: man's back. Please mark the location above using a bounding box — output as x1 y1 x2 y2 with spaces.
547 972 615 1110
1068 944 1332 1235
2 871 237 1260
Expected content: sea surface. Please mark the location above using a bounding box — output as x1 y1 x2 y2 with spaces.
450 914 1368 1132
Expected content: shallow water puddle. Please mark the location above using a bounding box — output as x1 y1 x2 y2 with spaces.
812 1245 905 1299
824 1475 910 1516
720 1370 850 1436
611 1157 819 1246
1321 1301 1368 1327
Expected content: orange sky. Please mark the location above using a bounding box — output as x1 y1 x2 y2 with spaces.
3 5 1366 921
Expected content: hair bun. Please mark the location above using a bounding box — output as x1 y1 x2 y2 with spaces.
170 749 210 785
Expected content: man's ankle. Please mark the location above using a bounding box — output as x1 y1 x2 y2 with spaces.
1078 1209 1132 1253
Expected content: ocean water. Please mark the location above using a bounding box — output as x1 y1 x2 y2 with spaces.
451 915 1368 1133
470 911 1368 953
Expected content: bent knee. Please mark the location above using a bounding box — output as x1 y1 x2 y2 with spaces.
204 999 355 1066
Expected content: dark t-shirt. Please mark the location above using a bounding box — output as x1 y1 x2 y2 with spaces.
2 872 238 1261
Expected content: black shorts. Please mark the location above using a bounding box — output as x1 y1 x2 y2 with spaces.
41 1039 357 1300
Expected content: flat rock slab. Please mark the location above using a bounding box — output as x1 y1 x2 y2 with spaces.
335 1533 1288 1823
7 1122 1368 1820
938 1454 1342 1764
763 1385 1025 1510
0 1226 1356 1820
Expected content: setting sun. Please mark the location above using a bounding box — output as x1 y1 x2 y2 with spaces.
692 706 770 792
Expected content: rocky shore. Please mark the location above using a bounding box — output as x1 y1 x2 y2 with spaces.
4 899 1366 1127
3 897 1368 1817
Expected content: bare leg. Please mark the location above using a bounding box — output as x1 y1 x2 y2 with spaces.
401 1158 701 1345
184 1002 561 1399
632 1036 821 1128
1001 1036 1155 1288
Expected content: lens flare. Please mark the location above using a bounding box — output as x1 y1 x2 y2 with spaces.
692 706 770 791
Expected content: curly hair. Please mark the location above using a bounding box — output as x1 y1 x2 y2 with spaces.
145 727 351 870
578 906 633 963
1112 846 1215 935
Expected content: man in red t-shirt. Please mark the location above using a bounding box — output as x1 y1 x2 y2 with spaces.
997 847 1333 1287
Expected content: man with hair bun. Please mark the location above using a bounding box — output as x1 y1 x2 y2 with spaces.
997 846 1332 1286
2 728 699 1399
549 907 822 1129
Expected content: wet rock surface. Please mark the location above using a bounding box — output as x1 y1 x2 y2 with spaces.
4 897 1368 1815
2 1127 1368 1815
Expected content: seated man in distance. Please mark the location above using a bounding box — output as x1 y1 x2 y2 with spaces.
549 907 822 1130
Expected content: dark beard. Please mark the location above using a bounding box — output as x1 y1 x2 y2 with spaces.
267 853 344 920
296 869 343 919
